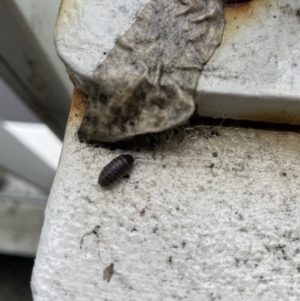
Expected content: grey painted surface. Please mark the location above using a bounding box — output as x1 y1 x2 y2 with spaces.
13 0 73 97
0 198 45 257
0 78 40 123
0 1 71 138
0 168 46 257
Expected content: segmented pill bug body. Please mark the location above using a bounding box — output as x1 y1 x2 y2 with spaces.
98 154 135 187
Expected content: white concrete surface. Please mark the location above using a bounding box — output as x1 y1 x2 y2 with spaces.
55 0 300 125
32 94 300 300
198 0 300 123
55 0 150 90
32 1 300 298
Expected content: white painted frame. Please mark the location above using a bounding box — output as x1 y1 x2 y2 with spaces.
0 0 71 139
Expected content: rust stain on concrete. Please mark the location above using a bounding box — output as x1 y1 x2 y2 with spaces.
225 0 255 20
69 88 88 124
223 0 269 36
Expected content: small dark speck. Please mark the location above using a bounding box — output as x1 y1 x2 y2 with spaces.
212 152 218 157
296 9 300 16
103 52 107 55
273 15 276 18
168 256 173 265
103 263 114 282
131 227 137 232
208 163 215 169
162 164 167 168
209 130 219 137
109 145 117 151
281 172 287 177
75 114 78 117
124 174 130 179
0 175 7 191
172 245 178 249
297 266 300 273
140 208 146 216
153 226 158 233
93 226 100 234
182 242 186 248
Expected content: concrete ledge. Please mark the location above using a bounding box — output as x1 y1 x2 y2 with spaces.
55 0 300 125
32 90 300 300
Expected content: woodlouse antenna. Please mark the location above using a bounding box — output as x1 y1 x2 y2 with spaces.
133 156 147 161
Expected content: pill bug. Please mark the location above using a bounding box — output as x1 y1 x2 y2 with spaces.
98 154 134 187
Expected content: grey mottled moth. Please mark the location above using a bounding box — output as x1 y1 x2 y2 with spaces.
78 0 225 143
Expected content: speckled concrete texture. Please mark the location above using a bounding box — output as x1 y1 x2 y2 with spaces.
32 92 300 300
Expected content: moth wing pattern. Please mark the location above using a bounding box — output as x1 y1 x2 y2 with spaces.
78 0 225 143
